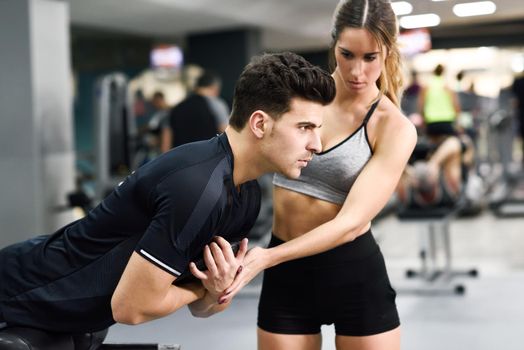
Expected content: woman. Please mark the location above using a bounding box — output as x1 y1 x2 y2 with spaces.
419 64 461 137
397 135 469 209
219 1 416 349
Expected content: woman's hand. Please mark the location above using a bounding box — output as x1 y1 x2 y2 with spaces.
217 246 271 304
190 237 248 300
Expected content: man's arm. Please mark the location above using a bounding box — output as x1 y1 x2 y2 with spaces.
448 88 461 116
111 237 246 324
160 127 173 153
208 97 230 133
111 252 203 325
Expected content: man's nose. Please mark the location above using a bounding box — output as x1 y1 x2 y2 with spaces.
308 131 322 154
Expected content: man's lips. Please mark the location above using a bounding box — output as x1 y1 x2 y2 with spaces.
298 158 312 166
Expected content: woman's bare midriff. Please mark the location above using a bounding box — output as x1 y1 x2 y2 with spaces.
272 185 343 241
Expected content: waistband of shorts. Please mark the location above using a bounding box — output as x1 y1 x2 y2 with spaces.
269 229 379 263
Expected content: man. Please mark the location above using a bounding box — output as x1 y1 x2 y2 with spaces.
0 52 335 349
512 73 524 165
136 91 171 165
161 70 230 152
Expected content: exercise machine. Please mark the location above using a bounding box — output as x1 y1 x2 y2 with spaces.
397 201 478 295
93 73 136 202
486 96 524 217
0 327 181 350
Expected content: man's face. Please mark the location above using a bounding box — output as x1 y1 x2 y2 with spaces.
263 98 323 179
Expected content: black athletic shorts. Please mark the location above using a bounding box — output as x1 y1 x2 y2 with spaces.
426 121 457 136
257 230 400 336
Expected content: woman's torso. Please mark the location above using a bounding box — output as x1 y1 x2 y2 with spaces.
273 98 386 241
424 76 456 123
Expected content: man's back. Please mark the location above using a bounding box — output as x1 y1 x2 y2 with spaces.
169 94 220 147
513 76 524 119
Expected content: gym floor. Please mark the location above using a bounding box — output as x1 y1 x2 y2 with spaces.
105 211 524 349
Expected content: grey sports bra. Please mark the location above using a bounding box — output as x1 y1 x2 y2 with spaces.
273 100 378 205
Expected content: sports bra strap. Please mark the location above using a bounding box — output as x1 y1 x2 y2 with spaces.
363 99 380 124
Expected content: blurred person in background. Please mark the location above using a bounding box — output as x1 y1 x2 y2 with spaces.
397 134 474 209
419 64 461 138
401 70 425 134
512 73 524 166
401 70 422 117
133 89 148 132
161 70 230 152
456 71 480 144
135 91 171 166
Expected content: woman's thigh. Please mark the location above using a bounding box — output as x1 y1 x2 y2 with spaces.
258 327 322 350
335 326 400 350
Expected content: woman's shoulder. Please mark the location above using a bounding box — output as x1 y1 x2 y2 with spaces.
366 96 416 147
372 96 411 128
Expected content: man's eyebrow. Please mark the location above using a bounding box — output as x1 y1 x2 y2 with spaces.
298 121 322 128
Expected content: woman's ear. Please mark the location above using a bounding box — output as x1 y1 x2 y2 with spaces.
248 110 271 139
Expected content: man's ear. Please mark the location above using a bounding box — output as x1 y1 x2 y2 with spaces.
248 110 271 139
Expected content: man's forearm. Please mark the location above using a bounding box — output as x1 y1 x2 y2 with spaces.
188 290 231 318
141 283 206 323
113 281 206 325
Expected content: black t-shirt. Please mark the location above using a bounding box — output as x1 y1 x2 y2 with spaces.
513 76 524 119
169 94 220 147
0 133 260 332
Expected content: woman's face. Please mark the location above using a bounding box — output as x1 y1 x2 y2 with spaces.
333 27 384 95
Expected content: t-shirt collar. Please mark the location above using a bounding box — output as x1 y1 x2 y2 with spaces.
218 133 242 204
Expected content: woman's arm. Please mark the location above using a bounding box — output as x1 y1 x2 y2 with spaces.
220 111 417 302
418 86 427 117
160 126 173 153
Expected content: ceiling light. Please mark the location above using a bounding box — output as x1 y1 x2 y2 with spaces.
391 1 413 16
453 1 496 17
399 14 441 29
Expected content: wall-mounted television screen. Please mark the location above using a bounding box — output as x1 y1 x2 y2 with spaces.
398 28 432 57
150 45 184 70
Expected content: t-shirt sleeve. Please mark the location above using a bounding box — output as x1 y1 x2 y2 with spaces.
206 97 230 126
134 195 188 277
135 163 226 277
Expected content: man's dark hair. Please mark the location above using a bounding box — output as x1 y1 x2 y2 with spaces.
152 91 165 100
196 70 221 88
229 52 336 130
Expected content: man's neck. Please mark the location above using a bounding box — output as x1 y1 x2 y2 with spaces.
196 86 217 98
224 128 265 186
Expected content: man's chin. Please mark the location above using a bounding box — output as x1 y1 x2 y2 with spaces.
284 168 302 179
